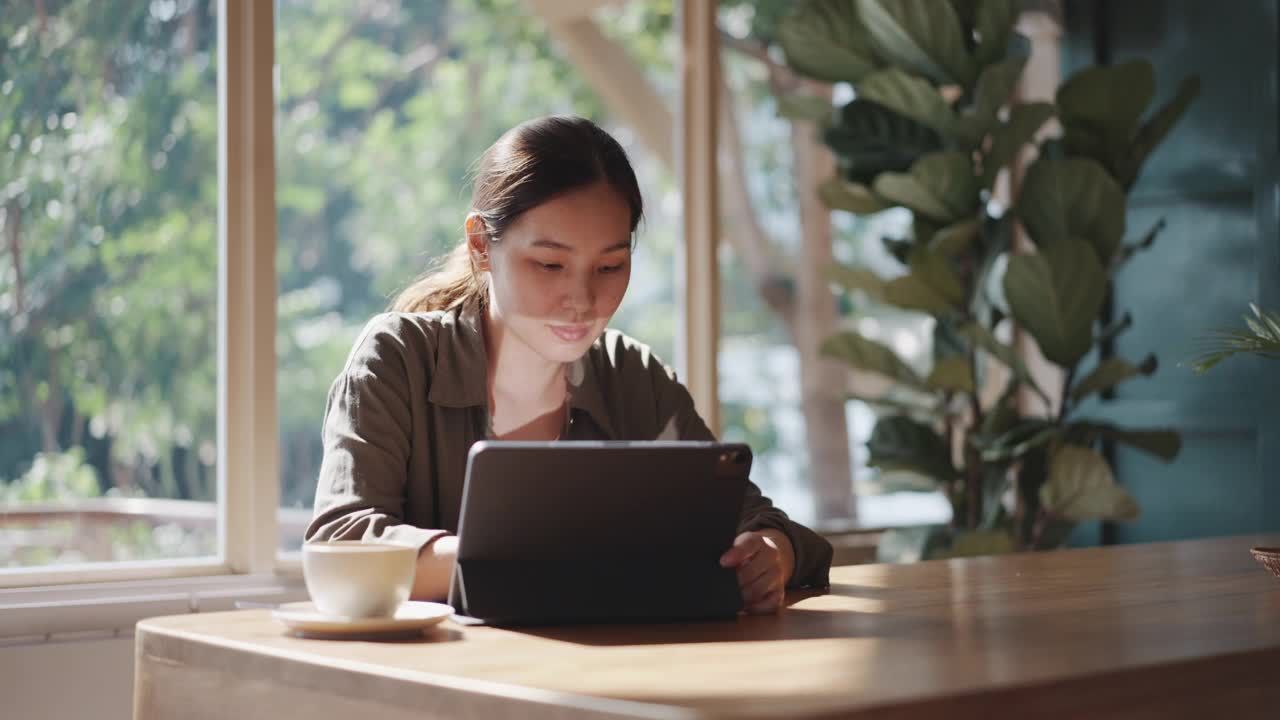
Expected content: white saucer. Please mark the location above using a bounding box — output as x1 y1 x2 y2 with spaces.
272 601 453 637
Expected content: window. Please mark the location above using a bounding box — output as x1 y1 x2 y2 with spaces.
1 0 221 569
275 0 680 550
714 3 949 528
1 0 841 587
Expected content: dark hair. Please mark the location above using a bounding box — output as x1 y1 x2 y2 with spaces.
392 115 644 313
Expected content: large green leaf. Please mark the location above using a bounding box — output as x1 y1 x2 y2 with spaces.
978 418 1060 462
973 0 1018 67
1110 430 1182 462
974 57 1028 117
930 218 981 257
955 57 1027 146
856 68 959 139
1040 445 1139 522
979 386 1021 438
913 152 979 220
847 390 940 416
883 274 954 316
821 331 927 390
873 151 977 223
830 264 888 302
778 0 881 84
1069 422 1181 461
857 0 975 86
960 322 1050 404
1069 356 1156 403
1003 240 1107 367
818 177 892 214
824 99 942 183
926 355 975 393
1057 60 1156 152
980 463 1012 529
909 246 965 306
1127 75 1201 188
874 176 951 221
777 94 835 124
982 102 1055 188
868 415 956 483
949 0 980 31
913 214 943 246
1017 157 1126 264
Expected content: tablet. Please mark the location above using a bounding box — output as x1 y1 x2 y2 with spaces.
447 441 753 625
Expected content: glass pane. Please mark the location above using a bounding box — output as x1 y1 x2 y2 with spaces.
0 2 220 567
275 0 679 551
715 4 950 529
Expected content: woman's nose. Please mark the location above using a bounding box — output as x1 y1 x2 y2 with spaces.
563 279 594 314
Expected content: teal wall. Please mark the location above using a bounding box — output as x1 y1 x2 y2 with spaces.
1063 0 1280 544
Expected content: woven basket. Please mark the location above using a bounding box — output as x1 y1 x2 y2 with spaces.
1250 547 1280 579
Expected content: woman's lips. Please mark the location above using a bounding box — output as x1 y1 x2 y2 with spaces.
549 323 591 342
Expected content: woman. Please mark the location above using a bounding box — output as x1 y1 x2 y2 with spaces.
307 115 831 614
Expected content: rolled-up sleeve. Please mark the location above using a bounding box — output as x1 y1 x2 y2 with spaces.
306 316 447 554
652 363 833 590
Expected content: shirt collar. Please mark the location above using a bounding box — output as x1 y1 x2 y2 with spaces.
425 296 489 409
426 296 617 440
564 351 616 440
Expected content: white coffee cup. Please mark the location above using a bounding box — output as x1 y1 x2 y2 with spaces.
302 541 418 618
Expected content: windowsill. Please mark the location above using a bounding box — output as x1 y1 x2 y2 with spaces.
0 568 308 642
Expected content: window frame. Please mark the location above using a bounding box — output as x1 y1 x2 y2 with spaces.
0 0 279 590
677 0 722 435
0 0 726 594
217 0 279 577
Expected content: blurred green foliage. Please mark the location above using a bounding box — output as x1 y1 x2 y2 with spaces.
2 1 819 565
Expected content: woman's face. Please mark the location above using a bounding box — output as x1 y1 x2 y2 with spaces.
478 181 633 365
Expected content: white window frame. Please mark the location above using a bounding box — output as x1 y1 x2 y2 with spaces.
0 0 728 620
0 0 286 593
217 0 280 577
677 0 721 435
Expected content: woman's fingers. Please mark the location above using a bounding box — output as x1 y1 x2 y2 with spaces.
719 531 763 568
745 587 784 615
719 531 787 612
736 547 772 587
741 562 779 604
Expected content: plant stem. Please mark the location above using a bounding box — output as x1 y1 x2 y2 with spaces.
961 341 986 531
1030 511 1049 550
1012 477 1026 550
965 445 981 530
968 347 983 428
943 410 961 528
1057 365 1076 423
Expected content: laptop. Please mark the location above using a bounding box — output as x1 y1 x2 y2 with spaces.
446 441 753 626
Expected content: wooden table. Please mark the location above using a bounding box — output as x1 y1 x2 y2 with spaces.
134 535 1280 719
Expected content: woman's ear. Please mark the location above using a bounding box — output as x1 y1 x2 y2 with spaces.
465 213 491 271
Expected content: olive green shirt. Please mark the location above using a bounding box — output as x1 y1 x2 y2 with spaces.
306 300 833 589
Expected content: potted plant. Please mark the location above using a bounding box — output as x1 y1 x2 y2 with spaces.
1191 304 1280 373
774 0 1198 557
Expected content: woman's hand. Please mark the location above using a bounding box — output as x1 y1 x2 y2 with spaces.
719 529 795 614
411 535 458 602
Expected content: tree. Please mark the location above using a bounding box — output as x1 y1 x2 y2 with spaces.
1 0 220 501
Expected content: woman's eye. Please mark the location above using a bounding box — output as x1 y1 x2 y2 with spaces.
599 263 626 274
536 261 563 272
